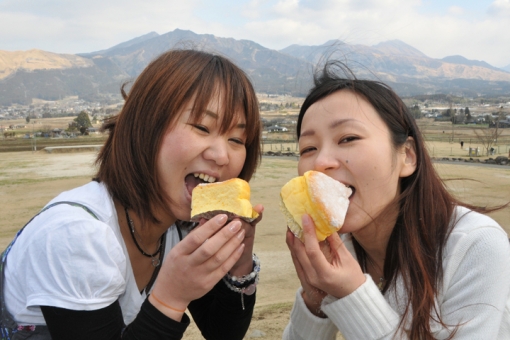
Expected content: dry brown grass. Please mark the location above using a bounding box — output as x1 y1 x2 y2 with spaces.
0 150 509 339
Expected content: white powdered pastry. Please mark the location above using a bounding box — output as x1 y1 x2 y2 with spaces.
308 171 351 228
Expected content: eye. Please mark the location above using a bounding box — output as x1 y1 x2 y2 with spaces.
339 136 359 144
192 124 209 133
299 147 316 156
229 138 245 145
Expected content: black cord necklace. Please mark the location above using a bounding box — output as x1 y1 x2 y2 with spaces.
124 207 164 267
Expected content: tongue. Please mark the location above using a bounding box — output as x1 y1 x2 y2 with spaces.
185 174 204 196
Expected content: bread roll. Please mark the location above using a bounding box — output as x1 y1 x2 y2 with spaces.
280 171 351 241
191 178 259 223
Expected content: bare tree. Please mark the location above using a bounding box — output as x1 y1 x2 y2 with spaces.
473 126 505 156
490 106 507 143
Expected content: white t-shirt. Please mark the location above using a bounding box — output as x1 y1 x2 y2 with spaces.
4 181 187 326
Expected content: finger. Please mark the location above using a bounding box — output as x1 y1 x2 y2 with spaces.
203 228 247 274
301 214 323 260
287 230 308 279
176 214 228 255
289 245 308 285
190 219 244 265
250 204 264 226
215 243 245 278
300 214 337 274
253 204 264 214
286 228 295 249
289 222 321 282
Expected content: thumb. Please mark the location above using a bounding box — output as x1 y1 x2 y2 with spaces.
301 214 316 236
301 214 322 254
253 204 264 214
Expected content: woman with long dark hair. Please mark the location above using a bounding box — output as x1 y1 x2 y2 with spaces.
2 49 263 339
283 62 510 339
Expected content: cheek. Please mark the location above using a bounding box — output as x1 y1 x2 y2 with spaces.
297 159 312 176
231 148 247 176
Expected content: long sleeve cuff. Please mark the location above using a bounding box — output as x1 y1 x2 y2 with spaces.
123 298 190 339
321 274 400 340
284 287 338 340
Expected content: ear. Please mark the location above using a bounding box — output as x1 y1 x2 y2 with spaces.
399 137 417 178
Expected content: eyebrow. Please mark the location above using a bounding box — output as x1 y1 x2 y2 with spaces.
204 110 246 129
300 118 355 137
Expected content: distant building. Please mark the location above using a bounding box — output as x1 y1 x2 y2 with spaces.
266 125 288 132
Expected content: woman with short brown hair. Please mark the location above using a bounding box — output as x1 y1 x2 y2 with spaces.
2 49 263 339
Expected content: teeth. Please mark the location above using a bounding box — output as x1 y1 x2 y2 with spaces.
192 173 217 183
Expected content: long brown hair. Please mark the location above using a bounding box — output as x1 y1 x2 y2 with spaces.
95 49 261 224
297 61 491 339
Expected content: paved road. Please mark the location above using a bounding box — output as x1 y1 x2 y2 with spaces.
432 159 510 170
262 155 510 170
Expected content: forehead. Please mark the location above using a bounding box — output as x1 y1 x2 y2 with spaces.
302 90 383 127
183 94 247 134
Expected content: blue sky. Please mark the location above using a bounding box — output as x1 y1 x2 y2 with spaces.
1 0 509 67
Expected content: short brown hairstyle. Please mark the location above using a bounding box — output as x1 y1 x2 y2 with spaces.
95 50 261 224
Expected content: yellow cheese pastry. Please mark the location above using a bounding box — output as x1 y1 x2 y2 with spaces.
191 178 259 222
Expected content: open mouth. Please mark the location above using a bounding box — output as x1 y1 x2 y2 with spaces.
185 173 219 196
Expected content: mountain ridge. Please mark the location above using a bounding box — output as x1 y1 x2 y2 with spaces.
1 29 510 105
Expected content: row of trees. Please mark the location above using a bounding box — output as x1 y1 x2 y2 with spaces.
22 111 94 136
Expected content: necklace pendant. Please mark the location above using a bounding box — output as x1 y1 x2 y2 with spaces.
151 257 161 267
378 277 385 291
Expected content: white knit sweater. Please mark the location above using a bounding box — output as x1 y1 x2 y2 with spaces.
283 207 510 339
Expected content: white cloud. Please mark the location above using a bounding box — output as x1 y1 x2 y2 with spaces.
1 0 509 67
0 0 203 53
488 0 510 16
448 6 465 15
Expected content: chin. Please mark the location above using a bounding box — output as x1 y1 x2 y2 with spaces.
174 209 192 223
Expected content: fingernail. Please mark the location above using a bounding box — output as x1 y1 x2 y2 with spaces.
217 214 227 225
237 243 245 253
237 229 245 239
229 221 241 233
301 214 311 225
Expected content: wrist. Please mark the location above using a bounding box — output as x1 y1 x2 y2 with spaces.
148 293 187 322
229 245 254 276
302 290 327 318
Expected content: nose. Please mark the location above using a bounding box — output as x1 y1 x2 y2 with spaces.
203 138 229 166
313 147 340 172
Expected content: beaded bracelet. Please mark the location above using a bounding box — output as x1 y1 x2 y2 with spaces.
222 253 260 310
225 253 260 286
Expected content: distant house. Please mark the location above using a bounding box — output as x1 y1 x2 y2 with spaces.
266 125 288 132
52 128 63 137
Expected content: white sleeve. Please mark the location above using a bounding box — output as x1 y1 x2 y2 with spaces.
282 287 338 340
319 226 510 339
18 206 128 311
437 225 510 339
321 275 402 340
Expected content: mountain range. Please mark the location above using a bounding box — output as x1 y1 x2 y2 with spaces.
1 29 510 106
